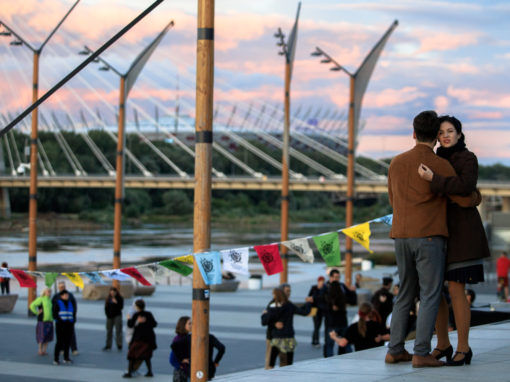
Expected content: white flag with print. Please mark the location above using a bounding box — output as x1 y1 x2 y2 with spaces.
221 247 249 275
283 238 314 263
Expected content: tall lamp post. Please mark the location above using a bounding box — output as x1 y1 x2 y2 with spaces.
274 2 301 284
311 20 398 286
0 0 80 313
79 20 174 285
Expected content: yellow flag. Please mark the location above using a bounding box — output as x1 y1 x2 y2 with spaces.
342 222 373 253
174 255 194 264
62 272 84 289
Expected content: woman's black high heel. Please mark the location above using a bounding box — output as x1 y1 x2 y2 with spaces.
446 348 472 366
433 345 453 362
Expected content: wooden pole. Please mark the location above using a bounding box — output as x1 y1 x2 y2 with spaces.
279 61 291 284
27 51 39 313
112 76 126 289
191 0 214 381
345 75 355 286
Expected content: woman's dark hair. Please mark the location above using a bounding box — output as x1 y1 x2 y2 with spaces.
175 316 191 335
357 302 373 338
134 299 145 311
106 287 121 301
326 281 345 312
1 262 7 268
413 110 439 142
273 288 288 305
438 115 465 144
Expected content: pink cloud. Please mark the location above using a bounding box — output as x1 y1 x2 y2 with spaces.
466 110 503 120
447 86 510 108
363 115 410 133
434 96 449 114
409 29 479 54
363 87 426 108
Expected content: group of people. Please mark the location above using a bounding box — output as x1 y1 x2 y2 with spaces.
27 281 225 380
29 281 79 364
260 110 491 370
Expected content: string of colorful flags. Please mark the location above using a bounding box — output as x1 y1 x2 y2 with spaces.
0 214 392 288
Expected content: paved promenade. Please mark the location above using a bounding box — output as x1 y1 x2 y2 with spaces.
0 262 509 381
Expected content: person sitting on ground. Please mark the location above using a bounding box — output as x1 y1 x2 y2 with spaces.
330 302 390 352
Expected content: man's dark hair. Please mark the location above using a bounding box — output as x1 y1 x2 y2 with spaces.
329 269 340 277
382 277 393 287
413 110 439 142
135 299 145 311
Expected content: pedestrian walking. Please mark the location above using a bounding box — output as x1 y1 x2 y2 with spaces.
497 252 510 302
29 287 54 356
103 287 124 351
52 290 75 365
123 299 157 378
306 276 326 347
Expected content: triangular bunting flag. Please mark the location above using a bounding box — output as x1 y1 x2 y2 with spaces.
10 269 36 288
101 270 131 281
83 272 104 284
174 255 194 264
0 268 13 278
221 247 249 275
254 244 283 275
45 272 59 288
312 232 341 266
159 260 193 277
121 267 151 286
342 222 373 253
370 214 393 226
142 263 173 279
195 252 222 285
62 273 84 289
282 238 314 263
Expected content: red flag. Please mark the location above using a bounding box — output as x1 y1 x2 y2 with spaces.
10 269 36 288
254 244 283 275
120 267 151 286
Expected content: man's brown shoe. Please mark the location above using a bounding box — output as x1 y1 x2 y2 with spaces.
385 350 413 364
412 354 446 368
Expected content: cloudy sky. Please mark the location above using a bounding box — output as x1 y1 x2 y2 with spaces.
1 0 510 165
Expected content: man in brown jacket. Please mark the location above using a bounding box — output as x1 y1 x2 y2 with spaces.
385 110 459 368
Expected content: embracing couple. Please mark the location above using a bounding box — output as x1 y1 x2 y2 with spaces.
385 110 490 368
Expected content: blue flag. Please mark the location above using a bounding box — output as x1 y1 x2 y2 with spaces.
371 214 393 226
83 271 104 284
195 252 222 285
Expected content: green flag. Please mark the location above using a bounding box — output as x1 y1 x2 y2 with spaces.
312 232 341 266
45 272 59 288
159 259 193 276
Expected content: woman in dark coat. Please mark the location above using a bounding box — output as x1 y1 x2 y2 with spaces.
103 287 124 351
123 299 157 378
261 288 311 368
419 115 490 366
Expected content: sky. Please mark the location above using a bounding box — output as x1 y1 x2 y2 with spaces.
1 0 510 165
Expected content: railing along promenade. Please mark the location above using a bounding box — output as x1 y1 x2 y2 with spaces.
0 174 509 196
